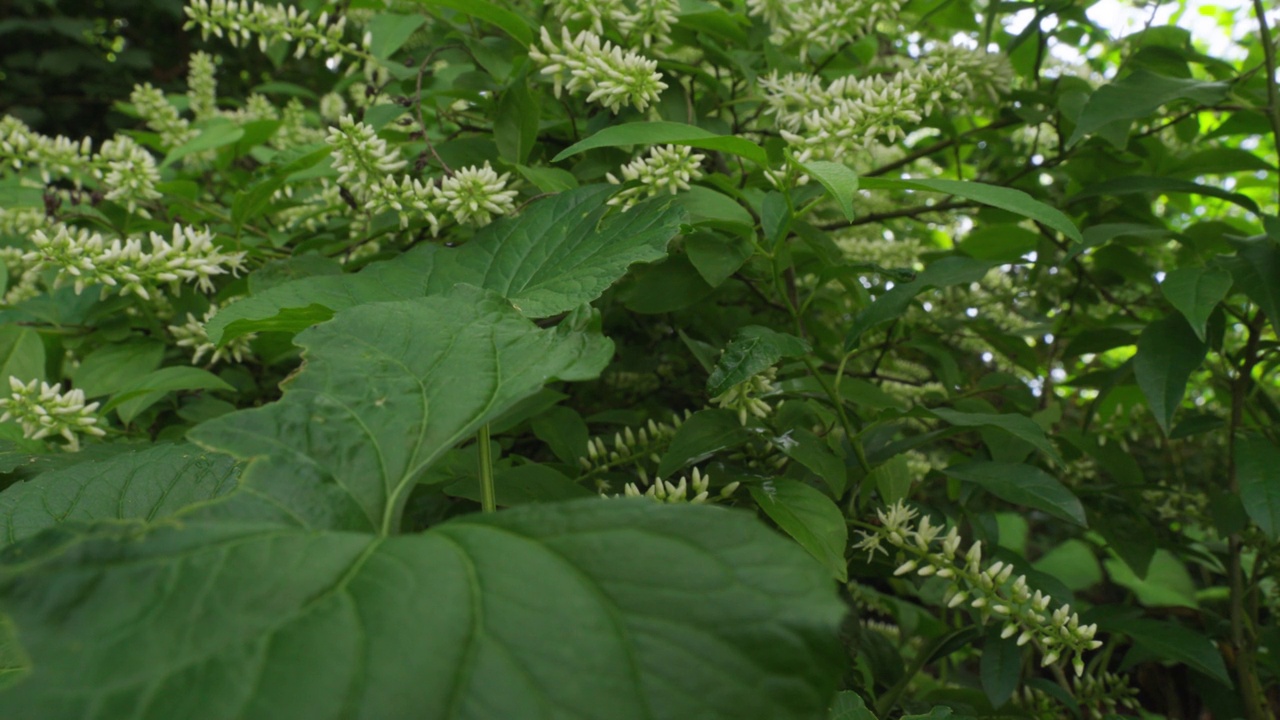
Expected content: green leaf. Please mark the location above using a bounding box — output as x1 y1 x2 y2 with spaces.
1122 619 1232 685
103 367 235 424
958 225 1041 263
0 443 239 545
844 256 994 348
0 501 844 719
530 405 589 465
1070 176 1262 216
1221 236 1280 333
859 177 1081 242
0 326 45 384
980 627 1021 708
69 340 164 398
1068 70 1229 145
869 454 913 505
707 326 810 397
776 428 847 497
190 286 612 534
829 691 878 720
685 231 754 287
799 160 858 222
208 187 686 343
1160 266 1232 341
930 408 1064 465
513 164 578 193
943 462 1086 527
1134 314 1208 436
367 14 427 60
160 120 245 168
444 463 594 505
1237 435 1280 540
750 478 849 582
404 0 533 45
1105 549 1198 609
658 409 751 478
553 121 769 166
495 81 539 165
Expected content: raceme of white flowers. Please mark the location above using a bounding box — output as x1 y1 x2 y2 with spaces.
606 144 705 210
169 304 256 366
131 83 197 149
711 368 780 425
853 501 1103 676
528 27 667 113
0 377 106 451
746 0 907 58
608 467 741 504
326 116 517 231
184 0 369 69
27 223 246 300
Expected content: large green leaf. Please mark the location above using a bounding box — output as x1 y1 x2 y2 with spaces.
707 326 810 397
189 286 613 534
0 443 239 545
404 0 532 45
1237 435 1280 540
657 409 751 478
1121 619 1231 685
799 160 859 222
208 187 686 343
980 628 1021 708
858 178 1081 242
1070 176 1262 216
553 121 770 166
1067 70 1230 145
0 501 845 719
943 462 1086 527
844 256 994 349
1222 236 1280 333
0 326 44 384
930 408 1063 465
750 478 848 582
1160 266 1232 341
1134 314 1208 436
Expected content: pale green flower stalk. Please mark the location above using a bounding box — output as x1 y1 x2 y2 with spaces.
606 144 705 210
528 27 667 113
854 501 1103 676
184 0 371 69
436 163 519 227
169 304 255 366
0 377 106 451
130 83 197 149
26 223 246 300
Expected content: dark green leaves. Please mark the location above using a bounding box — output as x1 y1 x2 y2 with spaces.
980 628 1021 708
0 501 845 720
191 286 612 534
707 326 810 397
799 160 859 222
1237 435 1280 540
844 256 993 349
859 177 1081 242
1068 70 1230 146
750 478 849 582
943 462 1086 527
208 187 686 343
930 408 1063 464
1134 314 1208 435
1122 619 1231 685
553 121 769 166
1160 266 1232 341
658 409 750 477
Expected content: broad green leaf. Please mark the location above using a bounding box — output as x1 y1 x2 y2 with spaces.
1160 266 1232 341
943 462 1085 526
858 177 1081 242
495 81 539 165
160 120 245 168
190 286 613 534
444 463 594 505
69 340 164 398
513 164 578 192
707 326 810 397
0 501 844 719
1033 539 1102 591
776 428 847 497
367 14 427 60
869 454 913 505
530 405 589 465
685 231 754 287
844 256 994 348
209 187 686 343
552 121 770 166
1070 176 1262 216
750 478 849 582
104 367 235 424
958 225 1041 263
799 160 859 222
1134 314 1207 436
1221 236 1280 334
658 409 751 478
404 0 533 45
1121 619 1231 685
0 443 238 544
980 628 1021 708
829 691 878 720
0 326 44 384
1237 435 1280 540
1104 549 1198 609
930 408 1063 465
1068 70 1229 145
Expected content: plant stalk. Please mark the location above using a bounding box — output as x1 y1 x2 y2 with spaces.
477 423 496 513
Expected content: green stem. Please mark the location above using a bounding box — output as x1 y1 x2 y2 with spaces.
477 423 496 513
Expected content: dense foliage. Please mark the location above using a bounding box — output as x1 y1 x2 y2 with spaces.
1 0 1279 717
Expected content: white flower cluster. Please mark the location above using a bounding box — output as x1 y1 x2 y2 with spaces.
711 367 779 425
184 0 368 68
610 467 741 504
528 27 667 113
854 501 1103 676
27 223 246 300
169 304 256 366
896 44 1016 115
326 116 517 231
606 144 705 210
548 0 679 48
0 246 42 304
746 0 905 58
130 83 197 149
581 411 689 474
0 377 106 451
0 117 162 211
188 51 219 120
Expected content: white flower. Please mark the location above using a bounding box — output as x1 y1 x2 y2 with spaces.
131 83 197 149
528 27 667 113
169 304 255 366
184 0 368 69
326 115 408 188
746 0 905 58
437 163 518 227
606 144 705 210
188 51 220 120
0 376 106 451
